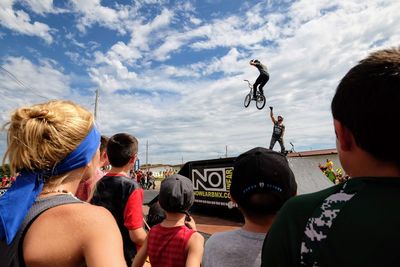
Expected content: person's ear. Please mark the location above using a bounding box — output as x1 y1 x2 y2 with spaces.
129 154 137 164
334 119 354 152
100 150 108 161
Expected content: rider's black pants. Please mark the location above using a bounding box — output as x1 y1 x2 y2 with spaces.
253 73 269 98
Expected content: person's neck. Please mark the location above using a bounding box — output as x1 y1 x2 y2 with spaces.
242 215 275 233
344 149 400 178
161 212 186 227
108 166 130 176
41 168 84 196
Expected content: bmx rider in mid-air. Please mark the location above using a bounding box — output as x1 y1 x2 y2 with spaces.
250 59 269 99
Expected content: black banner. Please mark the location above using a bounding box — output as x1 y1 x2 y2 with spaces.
179 157 237 209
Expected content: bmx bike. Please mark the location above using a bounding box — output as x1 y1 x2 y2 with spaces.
243 79 266 110
283 142 296 156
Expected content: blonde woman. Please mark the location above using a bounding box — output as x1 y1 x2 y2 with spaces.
0 100 127 267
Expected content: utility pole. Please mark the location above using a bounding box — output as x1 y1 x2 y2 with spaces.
146 140 149 171
225 145 228 158
94 89 99 120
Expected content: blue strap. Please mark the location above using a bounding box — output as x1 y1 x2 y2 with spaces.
0 126 100 244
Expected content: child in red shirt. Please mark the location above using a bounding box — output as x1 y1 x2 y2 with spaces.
132 174 204 267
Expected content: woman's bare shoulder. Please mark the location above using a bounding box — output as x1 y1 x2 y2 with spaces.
28 202 117 238
23 203 119 266
49 202 115 227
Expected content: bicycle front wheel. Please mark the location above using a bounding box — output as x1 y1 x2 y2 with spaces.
244 94 251 108
256 95 266 110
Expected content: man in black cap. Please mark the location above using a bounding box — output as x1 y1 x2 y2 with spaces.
203 147 297 267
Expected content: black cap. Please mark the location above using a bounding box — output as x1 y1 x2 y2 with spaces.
159 174 194 213
230 147 297 208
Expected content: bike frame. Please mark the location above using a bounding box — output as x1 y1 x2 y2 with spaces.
244 79 254 95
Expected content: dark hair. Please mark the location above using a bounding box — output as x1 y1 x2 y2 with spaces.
146 202 166 228
106 133 138 167
239 192 287 220
331 47 400 164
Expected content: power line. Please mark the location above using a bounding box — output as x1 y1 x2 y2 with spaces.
0 66 48 100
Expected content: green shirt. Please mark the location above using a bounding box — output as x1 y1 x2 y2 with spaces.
262 177 400 267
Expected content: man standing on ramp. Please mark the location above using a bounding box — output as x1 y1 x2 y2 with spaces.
268 106 286 154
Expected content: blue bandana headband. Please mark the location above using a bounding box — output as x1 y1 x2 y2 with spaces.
0 126 100 244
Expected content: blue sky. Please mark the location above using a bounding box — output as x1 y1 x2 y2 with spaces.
0 0 399 165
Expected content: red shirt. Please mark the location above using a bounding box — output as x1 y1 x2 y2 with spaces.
147 224 195 267
123 188 144 230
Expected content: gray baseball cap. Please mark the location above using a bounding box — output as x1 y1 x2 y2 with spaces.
159 174 194 213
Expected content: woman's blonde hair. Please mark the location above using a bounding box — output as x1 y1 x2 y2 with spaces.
2 100 94 178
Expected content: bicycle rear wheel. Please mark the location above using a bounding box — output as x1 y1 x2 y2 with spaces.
244 94 251 108
256 94 266 110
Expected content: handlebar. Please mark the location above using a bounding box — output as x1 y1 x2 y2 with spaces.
243 79 252 88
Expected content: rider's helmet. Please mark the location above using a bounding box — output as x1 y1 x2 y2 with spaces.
253 59 260 63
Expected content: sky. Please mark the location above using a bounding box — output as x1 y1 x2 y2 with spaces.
0 0 399 165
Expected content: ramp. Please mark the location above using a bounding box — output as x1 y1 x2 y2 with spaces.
287 157 334 194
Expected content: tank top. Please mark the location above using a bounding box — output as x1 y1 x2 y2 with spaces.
273 122 284 137
0 194 82 267
147 224 196 267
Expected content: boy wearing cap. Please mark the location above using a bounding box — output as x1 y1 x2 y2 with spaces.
91 133 146 266
261 48 400 266
202 147 297 267
132 174 204 267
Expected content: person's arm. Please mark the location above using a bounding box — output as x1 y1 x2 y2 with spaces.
269 106 276 123
84 206 127 267
281 125 285 138
131 236 148 267
129 228 147 247
185 232 204 267
124 189 147 247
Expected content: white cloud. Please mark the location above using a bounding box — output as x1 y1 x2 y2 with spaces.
0 57 70 99
71 0 127 33
0 0 53 43
0 57 72 158
86 0 400 164
21 0 66 15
